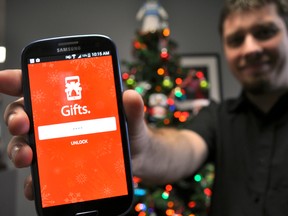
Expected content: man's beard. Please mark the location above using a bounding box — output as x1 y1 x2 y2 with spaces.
242 78 272 95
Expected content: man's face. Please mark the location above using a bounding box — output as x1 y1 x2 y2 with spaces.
223 3 288 94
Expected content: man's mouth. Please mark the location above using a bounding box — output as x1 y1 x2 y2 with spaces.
239 60 271 75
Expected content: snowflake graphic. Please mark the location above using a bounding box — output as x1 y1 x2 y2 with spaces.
76 173 87 184
52 168 61 176
48 141 65 161
108 85 116 98
41 185 56 207
90 136 113 159
41 62 55 69
47 71 61 86
94 138 112 159
101 140 112 155
115 159 125 174
71 58 96 71
32 90 46 103
103 185 112 196
74 159 86 169
96 60 113 80
64 192 83 204
48 63 55 68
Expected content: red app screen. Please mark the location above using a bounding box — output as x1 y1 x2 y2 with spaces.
27 55 128 207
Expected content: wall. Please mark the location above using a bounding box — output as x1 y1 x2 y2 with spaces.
0 0 5 44
4 0 240 98
0 1 241 215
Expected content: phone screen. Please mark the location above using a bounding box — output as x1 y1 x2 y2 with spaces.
26 51 129 208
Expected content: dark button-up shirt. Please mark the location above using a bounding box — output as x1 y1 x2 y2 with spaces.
187 92 288 216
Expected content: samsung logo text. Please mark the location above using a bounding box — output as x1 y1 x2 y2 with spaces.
57 46 81 53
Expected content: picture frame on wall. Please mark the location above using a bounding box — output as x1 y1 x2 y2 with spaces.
176 53 222 112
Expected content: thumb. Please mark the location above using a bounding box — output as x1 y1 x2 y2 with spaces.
123 90 149 154
123 89 145 134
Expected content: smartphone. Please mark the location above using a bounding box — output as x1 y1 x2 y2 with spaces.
21 35 133 216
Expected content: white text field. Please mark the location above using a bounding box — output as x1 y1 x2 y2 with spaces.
38 117 117 140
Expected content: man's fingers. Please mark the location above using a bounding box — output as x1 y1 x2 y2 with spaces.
4 97 30 135
0 69 22 96
24 175 34 200
7 135 33 168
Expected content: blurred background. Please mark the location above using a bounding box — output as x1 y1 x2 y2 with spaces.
0 0 241 215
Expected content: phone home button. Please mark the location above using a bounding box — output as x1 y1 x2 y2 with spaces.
75 210 99 216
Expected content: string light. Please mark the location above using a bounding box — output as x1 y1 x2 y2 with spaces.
135 86 144 94
175 78 182 85
179 114 188 122
131 67 138 74
166 209 175 216
163 28 170 37
122 72 129 80
162 77 173 89
126 78 136 86
169 105 176 112
133 176 141 183
167 201 174 208
166 98 175 106
139 212 146 216
175 90 183 98
155 85 162 92
135 203 147 212
196 71 204 79
162 191 169 200
165 184 173 192
200 80 209 88
163 118 170 125
194 174 202 182
204 188 212 197
160 48 169 59
134 188 147 196
134 41 142 49
143 105 147 113
188 201 196 208
157 67 165 76
174 111 181 118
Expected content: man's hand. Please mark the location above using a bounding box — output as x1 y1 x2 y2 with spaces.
2 69 148 201
0 70 33 200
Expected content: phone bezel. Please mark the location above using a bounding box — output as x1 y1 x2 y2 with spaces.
21 35 134 216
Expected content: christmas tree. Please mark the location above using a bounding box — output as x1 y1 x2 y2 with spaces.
122 1 215 215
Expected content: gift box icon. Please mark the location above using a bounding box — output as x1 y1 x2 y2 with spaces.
65 76 82 101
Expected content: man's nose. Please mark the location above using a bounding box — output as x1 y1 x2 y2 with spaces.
241 34 263 62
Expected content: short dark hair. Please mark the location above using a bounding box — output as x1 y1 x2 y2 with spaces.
218 0 288 35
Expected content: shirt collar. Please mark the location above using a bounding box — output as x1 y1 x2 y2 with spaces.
227 91 248 113
227 90 288 114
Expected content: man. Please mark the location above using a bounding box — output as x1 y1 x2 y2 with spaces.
3 0 288 215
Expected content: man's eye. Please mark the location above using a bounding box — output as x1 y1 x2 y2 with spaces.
226 35 244 48
253 26 279 40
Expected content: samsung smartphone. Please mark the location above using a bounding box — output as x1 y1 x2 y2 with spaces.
21 35 133 216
